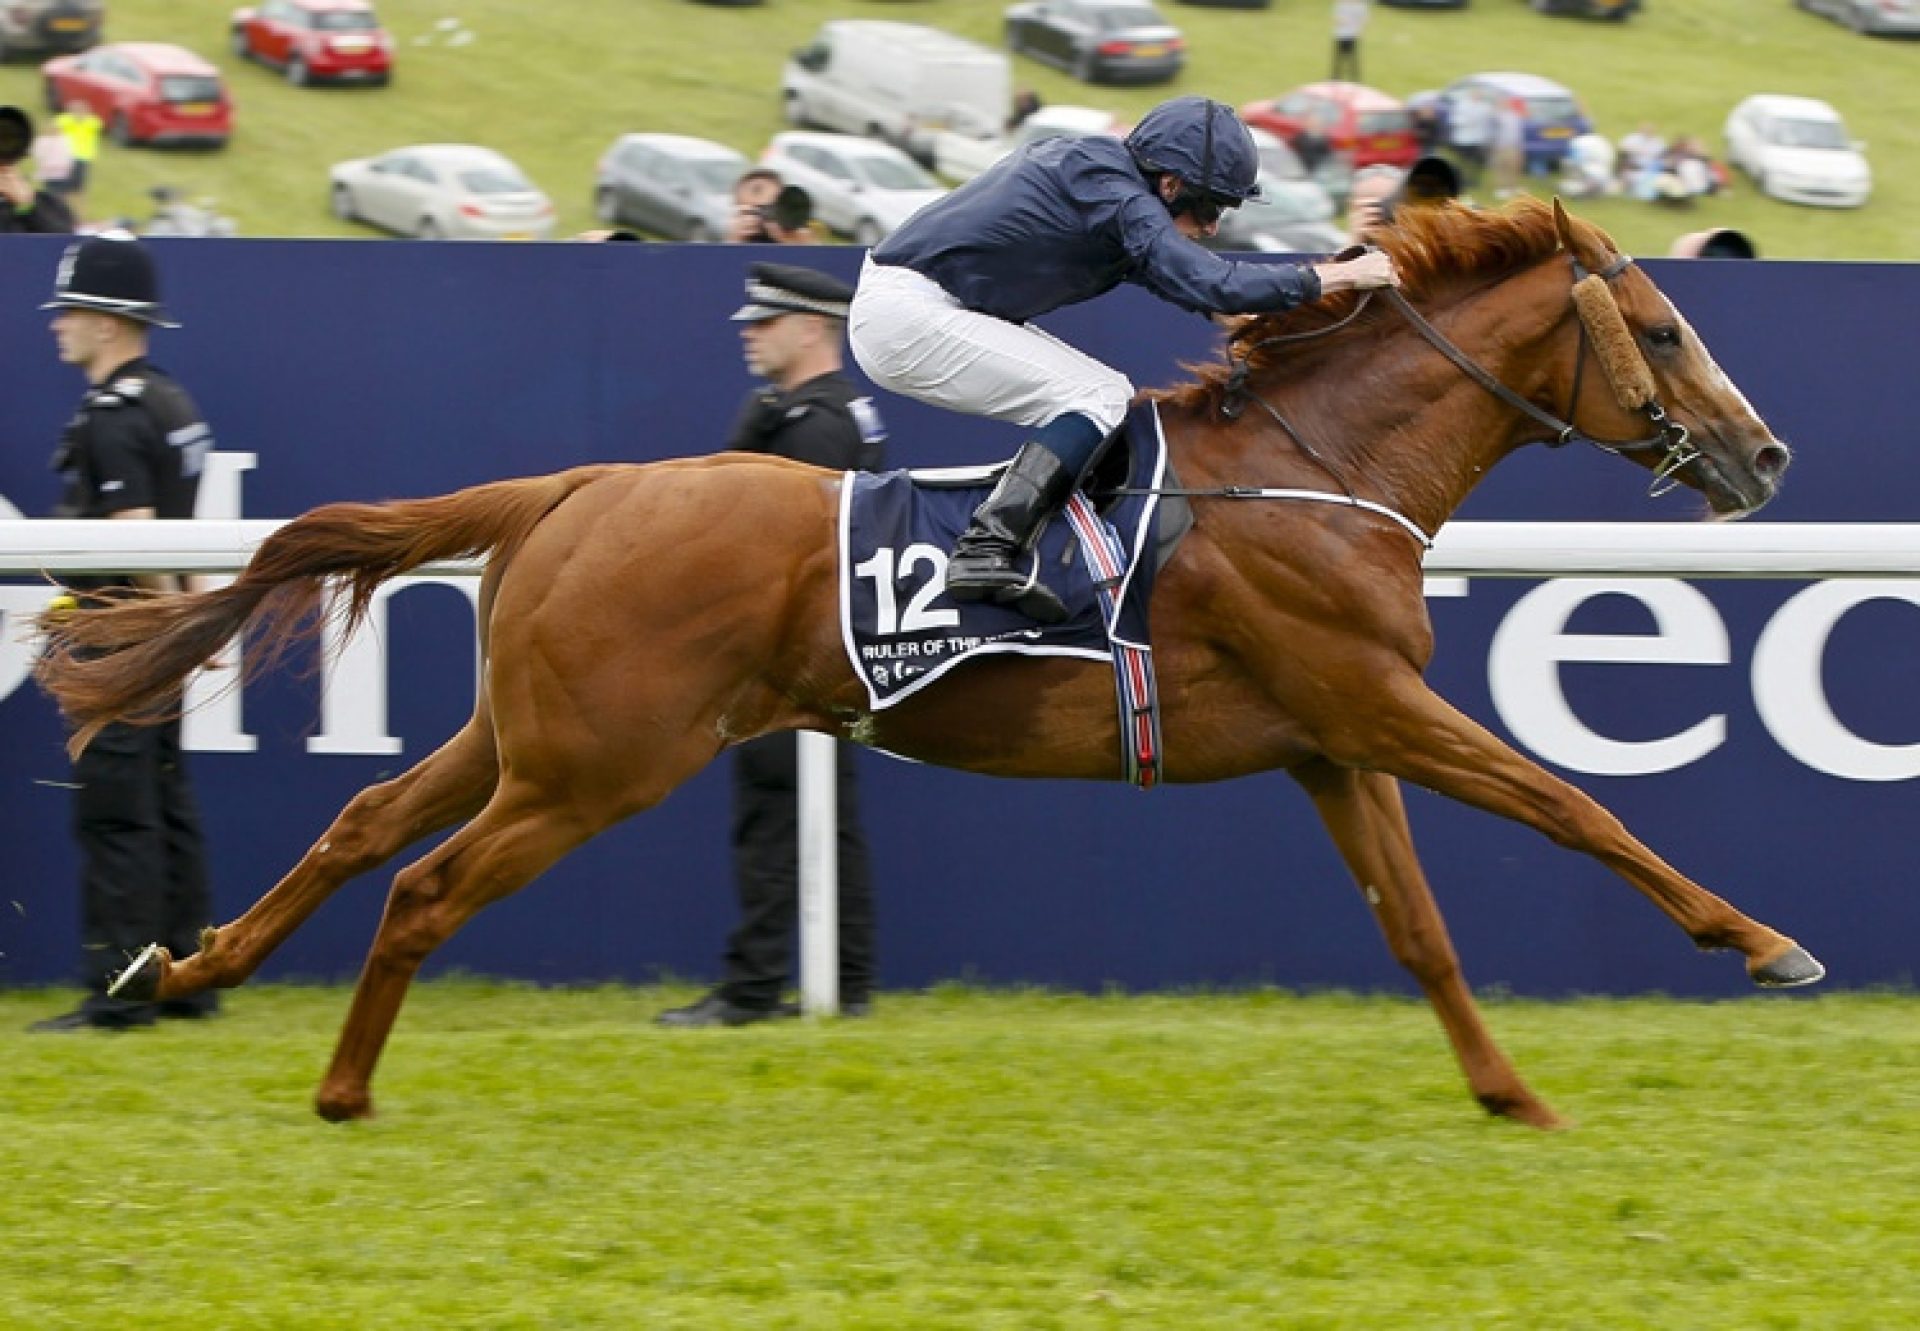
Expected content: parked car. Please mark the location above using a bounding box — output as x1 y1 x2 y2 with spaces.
1796 0 1920 35
932 103 1123 183
1249 125 1353 202
0 0 104 62
329 144 556 239
783 20 1010 165
1382 0 1468 8
593 133 746 241
1173 0 1266 7
1524 0 1638 15
761 130 947 244
1204 171 1344 253
1431 71 1591 172
1003 0 1186 85
1241 82 1419 169
230 0 393 87
1723 94 1871 207
41 43 231 148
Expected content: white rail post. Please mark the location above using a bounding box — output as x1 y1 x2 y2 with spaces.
795 730 840 1019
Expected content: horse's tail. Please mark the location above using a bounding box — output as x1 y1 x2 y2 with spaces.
37 465 617 754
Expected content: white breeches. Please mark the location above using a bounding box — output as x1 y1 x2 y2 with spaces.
849 256 1134 435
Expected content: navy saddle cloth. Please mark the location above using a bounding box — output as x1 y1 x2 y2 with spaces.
839 401 1177 709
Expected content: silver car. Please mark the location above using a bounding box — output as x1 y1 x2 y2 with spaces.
594 133 747 242
0 0 104 61
329 143 556 240
761 131 947 245
1796 0 1920 34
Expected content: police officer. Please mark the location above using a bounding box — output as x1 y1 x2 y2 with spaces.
30 232 217 1032
657 263 885 1028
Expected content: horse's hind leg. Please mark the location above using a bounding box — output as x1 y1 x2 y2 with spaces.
1357 676 1821 986
312 782 604 1122
1294 759 1565 1130
119 720 499 1004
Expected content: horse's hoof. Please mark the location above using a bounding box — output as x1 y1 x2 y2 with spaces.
1752 945 1825 988
107 944 166 1003
315 1086 375 1123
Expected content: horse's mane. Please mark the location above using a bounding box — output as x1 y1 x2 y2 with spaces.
1161 197 1611 410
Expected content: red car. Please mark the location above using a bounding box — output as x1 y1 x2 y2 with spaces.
1240 81 1420 170
231 0 393 87
41 43 232 148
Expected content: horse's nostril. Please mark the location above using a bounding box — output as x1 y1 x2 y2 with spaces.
1754 444 1791 481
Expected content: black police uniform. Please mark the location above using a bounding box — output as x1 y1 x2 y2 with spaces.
48 357 218 1026
716 366 887 1015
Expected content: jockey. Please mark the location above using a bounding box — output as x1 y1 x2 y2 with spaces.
850 94 1398 621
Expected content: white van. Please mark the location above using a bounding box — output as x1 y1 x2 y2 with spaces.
783 21 1012 165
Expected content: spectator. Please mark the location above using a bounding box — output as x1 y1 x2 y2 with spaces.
1616 122 1666 181
1331 0 1369 83
1559 132 1618 198
728 168 814 245
54 99 101 204
1447 92 1494 186
29 232 218 1032
1489 98 1526 198
0 105 75 234
32 117 77 200
1344 163 1404 244
1009 88 1044 131
656 263 884 1028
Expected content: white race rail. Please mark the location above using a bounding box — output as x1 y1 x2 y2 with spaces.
10 518 1920 578
10 517 1920 1016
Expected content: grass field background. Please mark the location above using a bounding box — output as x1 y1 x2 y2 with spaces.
0 0 1916 258
4 984 1917 1327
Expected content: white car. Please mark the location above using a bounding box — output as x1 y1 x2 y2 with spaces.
1723 94 1871 208
761 131 948 244
329 144 557 240
932 104 1123 184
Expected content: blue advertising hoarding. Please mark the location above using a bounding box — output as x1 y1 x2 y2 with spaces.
1 236 1914 996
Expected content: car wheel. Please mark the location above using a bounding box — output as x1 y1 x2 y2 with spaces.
416 217 442 240
330 183 356 222
854 218 884 247
230 27 251 59
287 56 311 87
1073 49 1099 83
109 112 133 147
1004 22 1020 51
43 80 62 112
594 186 619 224
783 90 807 127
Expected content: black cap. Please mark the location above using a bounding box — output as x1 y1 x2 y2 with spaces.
41 230 179 328
731 262 853 323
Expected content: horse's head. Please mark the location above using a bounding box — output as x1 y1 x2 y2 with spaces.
1550 200 1791 518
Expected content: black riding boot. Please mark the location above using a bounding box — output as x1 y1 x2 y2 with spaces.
946 440 1079 623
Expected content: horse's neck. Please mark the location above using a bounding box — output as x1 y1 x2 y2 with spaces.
1189 269 1573 536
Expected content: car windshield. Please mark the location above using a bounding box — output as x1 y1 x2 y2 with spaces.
685 158 746 193
159 77 221 104
1770 117 1849 150
853 155 937 190
1524 95 1582 123
1357 110 1413 135
314 11 379 30
1092 6 1165 30
459 167 534 195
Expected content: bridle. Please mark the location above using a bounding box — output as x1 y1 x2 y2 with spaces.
1218 249 1703 501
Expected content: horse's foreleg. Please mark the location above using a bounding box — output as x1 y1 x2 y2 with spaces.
1294 759 1565 1129
1349 676 1821 987
313 785 593 1123
122 722 499 1005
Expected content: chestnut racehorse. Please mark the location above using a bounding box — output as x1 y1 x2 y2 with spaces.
38 201 1821 1128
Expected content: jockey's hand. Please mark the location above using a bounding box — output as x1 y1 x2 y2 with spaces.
1312 249 1400 295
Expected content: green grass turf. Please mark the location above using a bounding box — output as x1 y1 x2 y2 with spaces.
0 0 1915 257
3 983 1917 1327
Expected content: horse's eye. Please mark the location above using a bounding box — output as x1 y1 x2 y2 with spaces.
1646 324 1683 351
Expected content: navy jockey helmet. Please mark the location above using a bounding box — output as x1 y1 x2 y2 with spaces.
1125 96 1262 207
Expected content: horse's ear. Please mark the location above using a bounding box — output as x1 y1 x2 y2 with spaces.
1552 197 1610 273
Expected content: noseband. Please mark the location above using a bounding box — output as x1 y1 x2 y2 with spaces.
1221 251 1701 500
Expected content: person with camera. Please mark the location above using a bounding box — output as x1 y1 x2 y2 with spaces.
29 232 218 1032
0 106 75 234
728 168 813 244
655 263 884 1028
